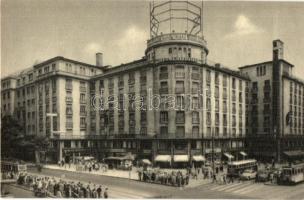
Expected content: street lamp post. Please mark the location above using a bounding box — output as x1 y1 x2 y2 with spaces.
211 127 215 174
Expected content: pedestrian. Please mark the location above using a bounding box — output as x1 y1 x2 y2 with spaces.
104 188 109 198
223 174 227 184
212 174 216 183
97 185 102 198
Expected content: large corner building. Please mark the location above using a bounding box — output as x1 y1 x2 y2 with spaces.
1 1 304 164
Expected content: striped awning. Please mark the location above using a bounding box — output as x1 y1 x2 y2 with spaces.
240 151 247 156
224 153 234 159
155 155 171 162
174 155 189 162
192 155 206 162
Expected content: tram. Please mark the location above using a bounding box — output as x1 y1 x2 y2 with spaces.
278 163 304 185
227 159 257 177
1 161 27 173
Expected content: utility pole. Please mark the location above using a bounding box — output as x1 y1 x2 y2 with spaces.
211 127 215 174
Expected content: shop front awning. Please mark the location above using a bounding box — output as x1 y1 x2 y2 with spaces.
239 151 247 156
155 155 171 162
223 153 234 159
192 155 206 162
283 150 304 157
173 155 189 162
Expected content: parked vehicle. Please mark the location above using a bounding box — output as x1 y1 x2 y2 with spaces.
256 170 269 182
240 169 257 180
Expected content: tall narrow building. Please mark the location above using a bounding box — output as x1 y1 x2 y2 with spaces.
239 40 304 162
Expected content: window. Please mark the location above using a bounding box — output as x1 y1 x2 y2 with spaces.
215 113 219 125
168 48 172 54
66 79 72 90
176 95 184 110
176 111 185 123
128 72 135 84
207 112 211 125
159 66 168 79
206 98 211 110
160 126 168 135
192 112 199 123
29 73 33 81
215 72 219 85
192 82 199 93
192 97 199 109
160 111 168 123
187 48 191 58
192 126 199 138
80 93 86 103
206 70 211 83
80 117 86 129
223 114 227 126
176 126 185 138
176 81 184 93
175 66 185 78
66 105 73 115
232 78 236 89
223 75 227 87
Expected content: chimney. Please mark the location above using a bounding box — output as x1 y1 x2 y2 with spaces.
273 39 284 60
96 52 103 67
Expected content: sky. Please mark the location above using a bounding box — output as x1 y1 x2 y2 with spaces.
1 0 304 78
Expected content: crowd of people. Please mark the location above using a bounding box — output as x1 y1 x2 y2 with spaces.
16 173 109 198
58 159 109 173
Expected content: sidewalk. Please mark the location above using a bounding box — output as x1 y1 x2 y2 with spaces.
42 164 211 188
43 164 138 180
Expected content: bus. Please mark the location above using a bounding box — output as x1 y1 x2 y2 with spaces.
1 161 27 173
278 163 304 185
227 159 257 177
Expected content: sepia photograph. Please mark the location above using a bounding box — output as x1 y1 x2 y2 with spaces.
1 0 304 199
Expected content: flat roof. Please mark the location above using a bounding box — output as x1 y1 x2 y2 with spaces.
239 59 294 69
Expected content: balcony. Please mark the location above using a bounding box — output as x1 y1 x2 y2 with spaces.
175 72 185 78
128 79 135 85
175 87 185 94
191 73 200 80
159 87 168 94
263 109 271 115
80 86 86 92
251 87 258 93
66 97 73 103
80 111 87 116
264 85 271 92
251 98 258 104
159 73 168 80
263 98 271 103
65 85 73 90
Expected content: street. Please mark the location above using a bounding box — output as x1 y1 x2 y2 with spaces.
26 167 304 199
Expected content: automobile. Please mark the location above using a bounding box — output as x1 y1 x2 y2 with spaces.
240 169 257 180
257 170 269 182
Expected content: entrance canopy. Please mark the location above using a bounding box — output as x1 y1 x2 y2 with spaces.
239 151 247 156
173 155 189 162
192 155 205 162
283 150 304 157
223 153 234 159
155 155 171 162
